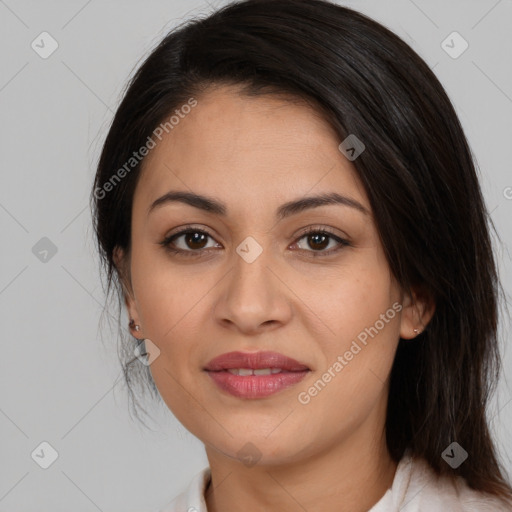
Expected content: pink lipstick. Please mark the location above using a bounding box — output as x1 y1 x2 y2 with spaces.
204 351 310 399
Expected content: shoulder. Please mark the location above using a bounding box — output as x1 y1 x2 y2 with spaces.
392 455 512 512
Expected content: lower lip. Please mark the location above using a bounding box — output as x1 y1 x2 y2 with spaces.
205 370 309 399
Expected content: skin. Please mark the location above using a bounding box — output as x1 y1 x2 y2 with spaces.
115 84 435 512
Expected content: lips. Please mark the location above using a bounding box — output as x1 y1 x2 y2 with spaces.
204 351 310 399
204 350 310 372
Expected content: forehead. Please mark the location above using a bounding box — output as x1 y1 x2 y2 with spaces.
135 85 369 215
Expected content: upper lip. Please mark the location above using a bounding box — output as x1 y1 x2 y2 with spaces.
204 351 310 372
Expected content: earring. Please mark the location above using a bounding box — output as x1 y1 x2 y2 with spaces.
413 328 420 334
129 319 141 332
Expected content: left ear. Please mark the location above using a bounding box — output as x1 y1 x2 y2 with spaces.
399 284 436 339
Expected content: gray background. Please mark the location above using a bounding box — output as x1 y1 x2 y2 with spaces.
0 0 511 510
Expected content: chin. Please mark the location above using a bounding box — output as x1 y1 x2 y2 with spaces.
205 432 308 468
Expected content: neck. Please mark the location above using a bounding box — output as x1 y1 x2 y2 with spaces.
204 420 397 512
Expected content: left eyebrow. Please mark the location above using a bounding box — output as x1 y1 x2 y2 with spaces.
147 190 370 218
276 192 370 219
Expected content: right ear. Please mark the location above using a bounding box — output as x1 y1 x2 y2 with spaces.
113 246 136 313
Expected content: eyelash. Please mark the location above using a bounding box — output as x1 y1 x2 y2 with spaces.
159 224 351 259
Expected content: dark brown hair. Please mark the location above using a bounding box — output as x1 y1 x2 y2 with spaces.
91 0 512 502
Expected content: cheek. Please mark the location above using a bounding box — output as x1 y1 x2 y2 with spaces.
130 243 210 339
295 298 400 444
295 254 401 405
295 254 399 350
129 247 218 387
130 256 210 427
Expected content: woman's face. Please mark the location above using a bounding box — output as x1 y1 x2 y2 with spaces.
118 85 422 466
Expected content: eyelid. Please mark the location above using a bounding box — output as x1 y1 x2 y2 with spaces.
295 224 347 239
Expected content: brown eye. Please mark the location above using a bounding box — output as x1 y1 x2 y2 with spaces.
306 233 330 251
182 231 209 250
293 228 350 257
160 228 221 256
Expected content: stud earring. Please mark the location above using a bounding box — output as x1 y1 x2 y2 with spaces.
413 328 420 334
129 319 141 332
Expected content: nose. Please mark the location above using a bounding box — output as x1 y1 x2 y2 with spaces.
213 239 293 335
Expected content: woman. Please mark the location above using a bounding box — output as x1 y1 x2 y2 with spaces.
90 0 512 510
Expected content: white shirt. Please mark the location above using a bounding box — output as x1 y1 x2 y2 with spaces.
156 454 511 511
